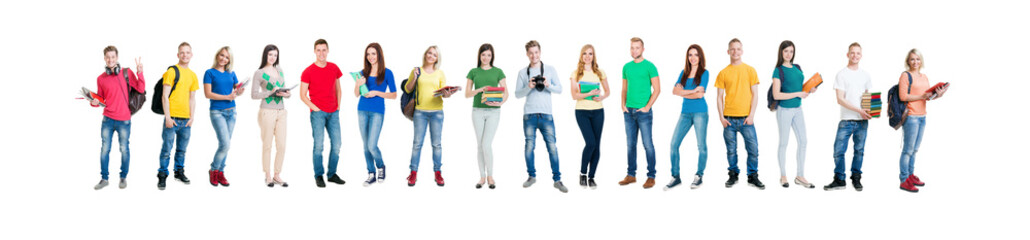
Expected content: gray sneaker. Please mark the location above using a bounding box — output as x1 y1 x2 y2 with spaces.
554 181 568 193
118 178 127 189
690 174 703 189
522 177 536 188
94 179 109 190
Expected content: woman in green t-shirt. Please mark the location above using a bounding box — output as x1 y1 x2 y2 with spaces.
464 43 507 189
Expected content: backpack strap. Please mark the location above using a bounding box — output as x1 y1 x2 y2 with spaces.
904 71 913 94
122 69 131 102
168 65 181 95
413 67 422 105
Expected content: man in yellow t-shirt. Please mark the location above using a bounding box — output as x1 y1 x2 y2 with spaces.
157 42 199 190
714 38 765 190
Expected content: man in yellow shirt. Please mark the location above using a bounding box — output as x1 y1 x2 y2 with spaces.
714 38 765 190
158 42 199 190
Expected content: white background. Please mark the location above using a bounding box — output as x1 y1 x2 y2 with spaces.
2 0 1026 238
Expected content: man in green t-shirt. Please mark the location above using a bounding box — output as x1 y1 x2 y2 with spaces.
618 37 661 189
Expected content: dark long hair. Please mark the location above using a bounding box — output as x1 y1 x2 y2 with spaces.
259 44 279 68
776 40 795 68
477 43 494 67
363 43 386 85
680 44 706 86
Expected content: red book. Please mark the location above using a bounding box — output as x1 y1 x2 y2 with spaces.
925 82 949 94
484 87 505 92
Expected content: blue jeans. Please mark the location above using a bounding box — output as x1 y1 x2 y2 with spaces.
524 113 561 181
723 116 759 175
100 116 130 180
310 110 342 178
209 108 236 171
670 112 708 177
832 120 868 180
158 118 192 174
899 116 926 182
410 110 444 171
575 109 604 179
358 110 385 173
624 108 656 178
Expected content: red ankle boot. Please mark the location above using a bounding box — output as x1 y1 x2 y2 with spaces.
209 170 218 186
407 171 417 186
909 174 925 186
217 170 230 187
900 177 919 193
435 171 445 186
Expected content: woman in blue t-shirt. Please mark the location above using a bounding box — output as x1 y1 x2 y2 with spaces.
771 40 816 189
354 43 397 186
667 44 709 190
203 46 244 187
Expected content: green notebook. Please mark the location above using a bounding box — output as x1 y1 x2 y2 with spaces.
580 84 600 100
350 72 370 96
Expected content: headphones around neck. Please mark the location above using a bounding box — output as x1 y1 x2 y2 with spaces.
105 64 121 75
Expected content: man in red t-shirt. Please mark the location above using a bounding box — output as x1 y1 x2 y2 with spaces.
92 45 146 190
300 39 345 188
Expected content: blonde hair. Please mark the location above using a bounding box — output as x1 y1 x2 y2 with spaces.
575 44 601 81
905 48 923 71
630 37 644 47
211 46 234 71
422 45 440 69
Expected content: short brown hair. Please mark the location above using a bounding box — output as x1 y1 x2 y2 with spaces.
314 39 328 49
848 42 862 50
525 40 540 51
103 45 118 55
178 42 191 50
728 38 742 47
630 37 644 47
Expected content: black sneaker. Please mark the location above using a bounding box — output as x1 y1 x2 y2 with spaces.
327 174 346 185
664 176 682 191
173 169 190 185
315 176 326 188
851 174 864 192
157 172 168 190
725 171 739 188
823 178 846 191
747 173 765 190
579 174 588 187
587 178 597 189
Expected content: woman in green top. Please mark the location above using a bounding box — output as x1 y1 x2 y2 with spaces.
464 43 507 189
771 40 815 189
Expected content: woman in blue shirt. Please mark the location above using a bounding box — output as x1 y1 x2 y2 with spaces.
355 43 397 186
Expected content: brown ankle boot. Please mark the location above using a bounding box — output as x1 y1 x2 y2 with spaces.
618 176 637 185
643 178 656 189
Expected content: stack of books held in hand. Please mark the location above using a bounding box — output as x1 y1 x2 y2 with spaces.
579 81 600 100
482 87 504 102
862 92 882 118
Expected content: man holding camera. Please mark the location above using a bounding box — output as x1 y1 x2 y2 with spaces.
514 40 567 193
619 37 661 189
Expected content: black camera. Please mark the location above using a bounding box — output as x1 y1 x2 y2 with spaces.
527 62 546 91
532 75 546 91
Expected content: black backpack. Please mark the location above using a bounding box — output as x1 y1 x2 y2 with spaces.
399 67 422 121
120 69 147 115
150 65 180 115
887 72 913 130
767 64 801 111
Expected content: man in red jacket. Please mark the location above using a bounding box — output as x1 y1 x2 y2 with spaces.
92 45 146 190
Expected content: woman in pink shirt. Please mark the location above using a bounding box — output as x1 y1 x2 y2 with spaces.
897 48 948 193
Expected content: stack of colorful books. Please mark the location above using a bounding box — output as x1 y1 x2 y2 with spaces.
862 92 882 118
579 81 600 100
483 86 504 102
